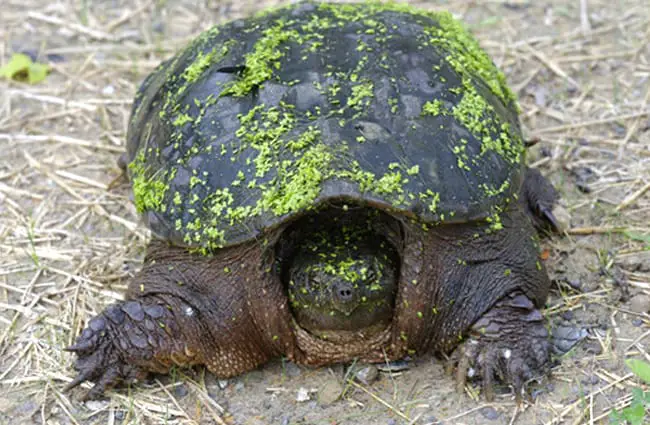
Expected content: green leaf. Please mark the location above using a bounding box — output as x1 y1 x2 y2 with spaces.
609 408 624 424
624 231 650 249
631 387 644 403
0 53 49 84
27 62 48 84
0 53 31 78
622 401 645 425
627 359 650 384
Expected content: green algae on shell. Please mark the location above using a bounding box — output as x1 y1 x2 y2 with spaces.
125 1 526 252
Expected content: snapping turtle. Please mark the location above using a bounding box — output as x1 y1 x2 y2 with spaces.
66 1 562 400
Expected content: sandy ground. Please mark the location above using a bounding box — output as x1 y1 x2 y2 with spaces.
1 0 649 424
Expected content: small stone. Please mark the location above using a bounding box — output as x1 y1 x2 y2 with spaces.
617 253 650 272
632 318 643 327
284 362 302 377
174 384 189 397
13 400 39 417
479 406 499 420
629 294 650 314
354 364 379 385
84 400 109 411
318 380 343 405
296 387 310 402
551 203 571 232
218 379 229 389
102 85 115 95
583 340 603 355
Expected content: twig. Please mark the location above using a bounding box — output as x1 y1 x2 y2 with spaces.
616 182 650 212
348 380 412 422
27 12 119 41
531 111 650 134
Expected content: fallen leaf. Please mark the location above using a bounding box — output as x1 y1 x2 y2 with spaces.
540 249 551 260
0 53 50 84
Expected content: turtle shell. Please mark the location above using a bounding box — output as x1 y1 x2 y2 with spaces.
125 1 525 252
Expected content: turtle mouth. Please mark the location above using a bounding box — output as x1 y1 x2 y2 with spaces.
275 204 402 336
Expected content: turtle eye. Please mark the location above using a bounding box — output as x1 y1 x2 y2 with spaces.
305 272 323 290
363 268 376 282
216 65 246 75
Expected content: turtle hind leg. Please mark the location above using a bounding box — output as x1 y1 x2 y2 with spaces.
521 167 567 233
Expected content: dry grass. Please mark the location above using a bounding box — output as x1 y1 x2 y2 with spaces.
0 0 649 424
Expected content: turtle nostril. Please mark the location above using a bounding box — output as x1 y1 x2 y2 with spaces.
339 288 353 299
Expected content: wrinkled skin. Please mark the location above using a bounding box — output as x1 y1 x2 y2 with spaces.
66 167 560 401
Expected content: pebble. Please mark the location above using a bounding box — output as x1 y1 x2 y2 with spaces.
551 203 571 232
13 400 39 417
629 294 650 314
318 380 343 405
479 406 500 420
218 379 229 389
561 310 574 320
583 340 603 355
174 384 188 398
354 364 379 385
84 400 109 411
102 85 115 96
618 253 650 272
284 362 302 377
582 375 599 385
296 387 311 402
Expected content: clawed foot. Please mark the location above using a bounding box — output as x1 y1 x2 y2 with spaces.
455 292 551 401
65 301 173 400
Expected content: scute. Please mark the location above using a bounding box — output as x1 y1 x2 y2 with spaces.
125 0 525 251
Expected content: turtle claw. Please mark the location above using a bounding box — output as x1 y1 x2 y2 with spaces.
455 292 550 401
65 302 159 399
538 205 560 232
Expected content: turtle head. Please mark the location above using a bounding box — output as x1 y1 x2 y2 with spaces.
286 221 399 336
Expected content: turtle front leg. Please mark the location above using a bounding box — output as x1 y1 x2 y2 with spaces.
455 291 550 401
66 240 289 399
66 297 196 399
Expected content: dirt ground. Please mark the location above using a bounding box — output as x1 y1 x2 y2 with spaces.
1 0 649 424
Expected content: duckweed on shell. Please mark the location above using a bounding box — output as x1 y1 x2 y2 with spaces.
126 1 526 252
